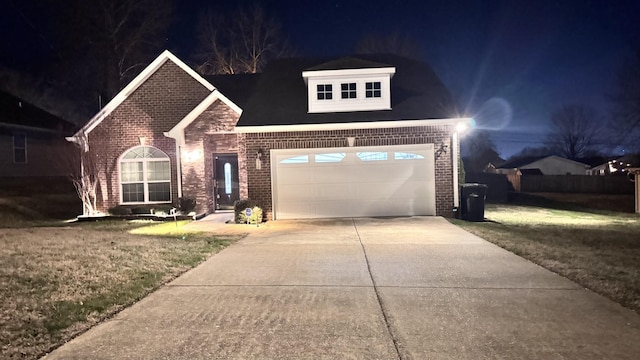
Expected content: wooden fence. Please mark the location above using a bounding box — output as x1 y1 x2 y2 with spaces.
465 173 510 203
520 175 634 194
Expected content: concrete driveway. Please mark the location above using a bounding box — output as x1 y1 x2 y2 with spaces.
44 217 640 359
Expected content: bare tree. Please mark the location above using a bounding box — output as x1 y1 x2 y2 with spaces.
610 44 640 152
64 134 99 216
50 0 172 103
0 65 88 124
461 130 503 172
355 32 424 60
546 104 600 160
195 4 292 74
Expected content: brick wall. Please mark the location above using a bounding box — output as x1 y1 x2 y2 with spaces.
87 60 211 213
244 125 456 220
183 100 243 214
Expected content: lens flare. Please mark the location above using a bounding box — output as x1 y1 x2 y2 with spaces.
473 97 513 130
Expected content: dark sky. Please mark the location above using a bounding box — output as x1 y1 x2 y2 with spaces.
3 0 640 157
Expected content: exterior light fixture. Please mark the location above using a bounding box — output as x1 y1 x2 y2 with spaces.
256 148 264 169
435 142 448 159
347 137 356 147
183 149 202 162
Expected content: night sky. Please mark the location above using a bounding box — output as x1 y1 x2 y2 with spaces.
3 0 640 157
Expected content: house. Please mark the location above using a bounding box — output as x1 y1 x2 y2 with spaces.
496 155 589 175
66 51 469 220
587 154 640 176
0 91 76 178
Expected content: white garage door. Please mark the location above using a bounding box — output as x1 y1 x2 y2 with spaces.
271 144 436 219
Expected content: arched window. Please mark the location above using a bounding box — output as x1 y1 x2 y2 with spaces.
120 146 171 204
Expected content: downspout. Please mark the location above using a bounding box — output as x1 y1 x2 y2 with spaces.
175 143 183 199
452 131 460 209
164 132 183 199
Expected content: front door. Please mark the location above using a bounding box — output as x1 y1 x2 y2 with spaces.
214 154 239 210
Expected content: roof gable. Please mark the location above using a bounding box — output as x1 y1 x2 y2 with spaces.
498 156 548 169
74 50 214 137
525 155 589 168
165 90 242 144
500 155 588 169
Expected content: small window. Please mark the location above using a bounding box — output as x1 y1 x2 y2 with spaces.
366 82 381 98
341 83 357 99
394 152 424 160
317 84 332 100
357 152 388 161
13 133 27 163
280 155 309 164
315 153 346 163
224 163 232 194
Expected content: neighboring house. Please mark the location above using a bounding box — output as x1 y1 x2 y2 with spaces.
587 154 640 176
496 155 589 175
67 50 468 220
0 91 76 177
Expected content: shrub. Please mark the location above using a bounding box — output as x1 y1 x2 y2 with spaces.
131 206 152 214
108 204 174 216
234 199 263 224
176 197 196 214
108 206 131 216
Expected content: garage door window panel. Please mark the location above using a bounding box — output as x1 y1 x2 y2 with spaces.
357 152 388 161
315 153 345 163
395 152 424 160
280 155 309 164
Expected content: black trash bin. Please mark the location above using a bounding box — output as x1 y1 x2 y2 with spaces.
459 183 488 221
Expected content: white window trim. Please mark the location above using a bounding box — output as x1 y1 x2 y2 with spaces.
317 84 333 100
13 132 27 164
340 82 357 99
365 81 382 98
307 74 392 113
118 146 172 205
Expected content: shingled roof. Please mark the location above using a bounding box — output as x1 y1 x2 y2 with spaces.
236 54 457 127
306 56 392 71
203 73 262 109
0 91 75 134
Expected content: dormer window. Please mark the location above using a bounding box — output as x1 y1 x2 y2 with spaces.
317 84 332 100
366 82 381 98
302 57 395 113
341 83 357 99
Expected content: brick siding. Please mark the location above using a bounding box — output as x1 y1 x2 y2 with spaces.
244 125 457 220
183 101 244 214
87 60 211 213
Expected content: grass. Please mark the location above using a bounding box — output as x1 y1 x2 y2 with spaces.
0 193 81 228
0 219 244 360
451 200 640 313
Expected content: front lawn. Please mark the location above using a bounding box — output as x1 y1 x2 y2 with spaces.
451 204 640 312
0 220 244 360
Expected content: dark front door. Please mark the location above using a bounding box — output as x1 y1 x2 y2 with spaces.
214 154 240 210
